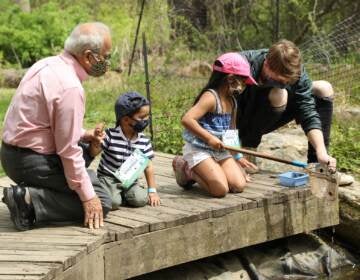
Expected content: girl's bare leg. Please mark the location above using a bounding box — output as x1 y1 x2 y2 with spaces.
191 157 229 197
219 157 247 193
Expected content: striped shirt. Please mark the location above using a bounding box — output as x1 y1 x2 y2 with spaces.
97 126 154 177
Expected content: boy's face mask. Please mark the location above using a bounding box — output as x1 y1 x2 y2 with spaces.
131 118 150 132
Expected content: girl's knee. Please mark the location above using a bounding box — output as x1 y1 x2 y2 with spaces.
208 181 229 198
312 80 334 99
230 183 246 193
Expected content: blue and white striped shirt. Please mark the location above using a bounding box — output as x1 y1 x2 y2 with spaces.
97 126 154 177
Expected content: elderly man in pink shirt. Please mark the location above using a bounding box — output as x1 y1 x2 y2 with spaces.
1 22 113 231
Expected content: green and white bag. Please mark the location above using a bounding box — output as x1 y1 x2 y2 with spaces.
112 149 149 189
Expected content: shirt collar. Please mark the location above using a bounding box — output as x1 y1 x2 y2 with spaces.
60 51 88 82
115 126 142 143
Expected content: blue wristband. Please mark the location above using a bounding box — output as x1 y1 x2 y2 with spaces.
148 187 157 193
233 153 243 161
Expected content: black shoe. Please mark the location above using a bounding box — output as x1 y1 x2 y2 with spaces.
2 184 35 231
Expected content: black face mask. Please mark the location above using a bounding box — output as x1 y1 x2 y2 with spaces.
260 72 287 89
132 119 150 132
263 77 287 89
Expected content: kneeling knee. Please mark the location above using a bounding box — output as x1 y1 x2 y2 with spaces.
209 183 229 198
312 80 334 99
268 88 288 108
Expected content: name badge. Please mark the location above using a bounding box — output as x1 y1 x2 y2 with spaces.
112 149 149 189
222 129 241 148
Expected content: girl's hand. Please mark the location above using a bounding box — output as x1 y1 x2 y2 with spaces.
208 136 224 150
238 157 258 171
148 193 161 207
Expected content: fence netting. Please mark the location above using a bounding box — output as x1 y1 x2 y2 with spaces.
144 14 359 154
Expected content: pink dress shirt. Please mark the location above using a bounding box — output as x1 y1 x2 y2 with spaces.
2 52 96 201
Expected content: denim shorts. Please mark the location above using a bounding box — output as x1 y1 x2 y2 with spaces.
182 142 232 169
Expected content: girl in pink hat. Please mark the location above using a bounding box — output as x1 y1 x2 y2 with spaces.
172 52 257 197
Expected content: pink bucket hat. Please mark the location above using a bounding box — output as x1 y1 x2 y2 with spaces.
213 52 257 85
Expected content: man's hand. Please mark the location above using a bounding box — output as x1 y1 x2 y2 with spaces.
82 195 104 229
317 152 337 173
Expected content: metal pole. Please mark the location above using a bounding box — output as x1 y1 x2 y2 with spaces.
142 32 154 144
275 0 280 41
128 0 146 76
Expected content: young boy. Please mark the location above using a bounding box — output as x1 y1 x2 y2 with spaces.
97 91 160 209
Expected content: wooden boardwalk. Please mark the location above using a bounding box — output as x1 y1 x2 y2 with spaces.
0 152 339 280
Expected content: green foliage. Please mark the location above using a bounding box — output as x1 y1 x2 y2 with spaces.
330 118 360 175
0 1 90 67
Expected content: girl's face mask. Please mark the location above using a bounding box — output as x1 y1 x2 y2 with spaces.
228 76 246 95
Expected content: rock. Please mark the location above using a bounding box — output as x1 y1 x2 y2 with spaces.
335 106 360 121
134 252 251 279
335 182 360 251
255 127 308 172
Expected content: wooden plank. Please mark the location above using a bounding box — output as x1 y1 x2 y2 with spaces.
104 194 339 280
159 185 238 217
0 249 81 270
105 214 149 235
0 262 62 280
0 275 43 280
103 223 133 241
109 209 166 232
159 196 212 220
54 246 105 280
0 234 101 253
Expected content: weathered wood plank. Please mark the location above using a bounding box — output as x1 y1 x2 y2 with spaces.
0 152 339 280
104 194 339 280
0 249 81 270
0 234 102 253
0 262 62 280
105 213 149 235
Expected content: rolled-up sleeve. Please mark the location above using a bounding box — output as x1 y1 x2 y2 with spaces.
293 69 322 133
53 87 95 201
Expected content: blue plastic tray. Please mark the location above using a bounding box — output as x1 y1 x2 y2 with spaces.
278 171 309 187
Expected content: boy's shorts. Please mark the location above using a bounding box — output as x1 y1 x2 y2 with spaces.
182 142 232 169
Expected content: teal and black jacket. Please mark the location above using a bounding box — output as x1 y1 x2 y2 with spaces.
239 49 322 134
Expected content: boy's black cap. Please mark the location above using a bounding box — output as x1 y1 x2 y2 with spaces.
115 91 149 125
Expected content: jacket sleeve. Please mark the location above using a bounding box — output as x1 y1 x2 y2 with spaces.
293 68 322 133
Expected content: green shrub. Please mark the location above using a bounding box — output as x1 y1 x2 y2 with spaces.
330 118 360 175
0 1 90 67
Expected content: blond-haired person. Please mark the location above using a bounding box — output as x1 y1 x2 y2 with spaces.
236 39 353 185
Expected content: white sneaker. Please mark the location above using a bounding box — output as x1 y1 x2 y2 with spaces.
338 172 354 186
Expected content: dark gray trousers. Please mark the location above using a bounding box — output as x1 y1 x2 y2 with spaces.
1 142 112 224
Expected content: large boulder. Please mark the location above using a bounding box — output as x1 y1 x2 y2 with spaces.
256 127 308 172
336 182 360 252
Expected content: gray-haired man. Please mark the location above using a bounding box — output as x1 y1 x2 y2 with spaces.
1 22 113 230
